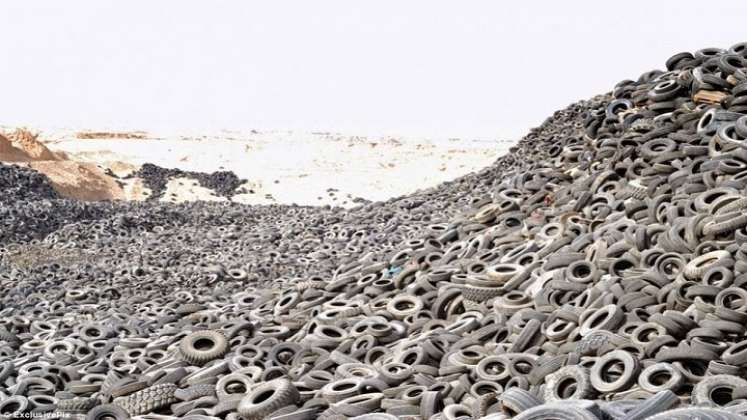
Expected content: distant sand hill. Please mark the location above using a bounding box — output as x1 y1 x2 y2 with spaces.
0 128 126 200
1 127 508 206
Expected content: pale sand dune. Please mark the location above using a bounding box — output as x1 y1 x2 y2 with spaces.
0 128 130 201
25 161 124 201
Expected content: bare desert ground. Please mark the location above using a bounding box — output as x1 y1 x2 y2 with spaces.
1 126 511 207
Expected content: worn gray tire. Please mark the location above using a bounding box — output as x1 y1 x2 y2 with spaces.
580 305 625 336
544 366 595 401
475 355 511 382
600 400 639 419
57 397 97 413
647 407 745 419
333 393 384 417
528 354 566 385
638 363 684 394
179 330 229 366
351 415 398 420
86 404 129 420
0 361 13 384
0 328 20 347
238 379 300 420
113 383 178 416
722 339 747 366
0 396 29 417
174 383 217 401
590 350 640 393
514 403 600 420
683 251 732 280
691 374 747 407
621 390 679 420
499 387 542 416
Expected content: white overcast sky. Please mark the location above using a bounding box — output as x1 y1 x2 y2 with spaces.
2 1 747 139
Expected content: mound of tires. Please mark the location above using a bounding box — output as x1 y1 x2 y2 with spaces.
4 44 747 419
124 162 246 200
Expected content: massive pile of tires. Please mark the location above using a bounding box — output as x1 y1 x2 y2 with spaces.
4 44 747 419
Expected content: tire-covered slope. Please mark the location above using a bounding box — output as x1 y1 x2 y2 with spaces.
4 44 747 419
0 163 60 203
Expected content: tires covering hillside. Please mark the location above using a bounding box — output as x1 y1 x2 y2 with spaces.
4 44 747 419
